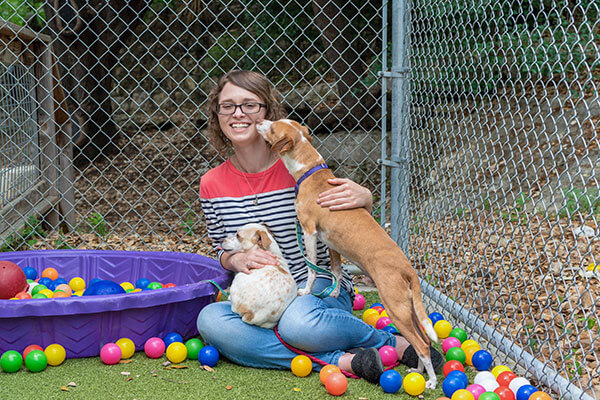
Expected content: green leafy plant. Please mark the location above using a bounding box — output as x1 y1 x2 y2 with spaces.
53 228 73 249
0 215 47 251
497 192 530 224
559 188 600 218
86 212 109 237
181 205 198 237
0 0 45 27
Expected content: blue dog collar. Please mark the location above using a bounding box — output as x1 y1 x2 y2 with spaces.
295 163 329 196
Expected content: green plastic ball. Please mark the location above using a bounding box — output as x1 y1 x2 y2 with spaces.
32 293 48 299
449 328 468 343
445 347 466 364
31 284 48 296
25 350 47 372
1 350 23 373
478 392 501 400
185 338 204 360
147 282 163 290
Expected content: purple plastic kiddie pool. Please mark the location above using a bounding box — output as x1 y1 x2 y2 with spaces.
0 249 231 359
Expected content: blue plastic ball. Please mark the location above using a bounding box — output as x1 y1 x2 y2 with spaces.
198 345 219 367
379 370 402 393
370 302 384 308
442 375 467 397
89 278 103 287
516 384 537 400
382 325 398 334
446 370 469 388
164 332 183 348
38 277 53 288
135 278 151 289
428 312 445 325
472 349 493 371
83 280 126 296
22 267 37 280
52 278 68 288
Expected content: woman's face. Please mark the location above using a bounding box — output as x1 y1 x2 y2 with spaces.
217 82 267 148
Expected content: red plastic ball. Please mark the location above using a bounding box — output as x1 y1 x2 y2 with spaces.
325 372 348 396
443 360 465 377
22 344 44 359
371 306 384 314
0 261 27 299
496 371 517 386
494 385 516 400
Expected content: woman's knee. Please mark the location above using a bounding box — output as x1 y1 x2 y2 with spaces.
197 302 230 341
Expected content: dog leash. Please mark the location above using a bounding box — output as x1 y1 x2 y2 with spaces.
295 220 338 298
202 279 229 301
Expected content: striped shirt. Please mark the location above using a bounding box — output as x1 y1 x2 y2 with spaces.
199 158 354 296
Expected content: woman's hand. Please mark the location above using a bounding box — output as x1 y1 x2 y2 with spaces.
317 178 373 213
227 249 280 274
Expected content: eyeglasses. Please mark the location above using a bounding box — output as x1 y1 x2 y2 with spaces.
217 102 266 115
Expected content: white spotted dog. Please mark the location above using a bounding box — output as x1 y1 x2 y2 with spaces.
221 223 297 329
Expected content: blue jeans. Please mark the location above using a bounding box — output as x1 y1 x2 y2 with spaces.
196 277 396 370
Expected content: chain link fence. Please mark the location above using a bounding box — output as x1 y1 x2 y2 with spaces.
0 0 598 398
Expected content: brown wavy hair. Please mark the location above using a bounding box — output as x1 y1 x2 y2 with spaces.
207 70 287 155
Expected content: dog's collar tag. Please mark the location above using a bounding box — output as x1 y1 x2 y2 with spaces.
294 163 329 197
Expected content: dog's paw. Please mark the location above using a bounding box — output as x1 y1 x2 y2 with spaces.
297 288 311 296
406 367 423 374
425 379 437 390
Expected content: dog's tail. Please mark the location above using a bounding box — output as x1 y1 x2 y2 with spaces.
408 270 438 343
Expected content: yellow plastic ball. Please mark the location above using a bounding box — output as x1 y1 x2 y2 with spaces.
403 372 426 396
354 286 359 294
461 340 480 352
73 290 84 297
365 313 381 327
132 288 142 293
120 281 135 291
116 338 136 359
463 345 479 366
44 344 66 366
290 355 312 377
362 308 379 323
69 277 86 292
380 310 389 318
166 342 188 364
39 289 54 298
451 389 475 400
434 320 453 339
491 364 512 378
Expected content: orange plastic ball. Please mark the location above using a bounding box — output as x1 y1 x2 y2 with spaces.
54 284 72 296
528 392 552 400
365 313 381 327
463 345 479 366
319 364 341 385
290 355 312 377
324 372 348 396
15 292 31 299
362 308 379 322
41 267 58 280
52 291 70 298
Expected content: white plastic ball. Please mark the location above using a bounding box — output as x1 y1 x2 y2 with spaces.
480 379 500 392
27 282 39 295
509 377 531 394
474 371 496 385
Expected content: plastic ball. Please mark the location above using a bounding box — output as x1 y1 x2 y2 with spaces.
120 281 134 291
22 267 37 280
147 282 163 290
52 278 68 288
1 350 23 373
185 338 204 360
379 369 402 393
380 310 389 317
84 280 126 296
325 371 348 396
491 365 512 378
38 277 53 288
116 338 136 359
451 389 475 400
474 371 496 385
443 337 462 353
73 290 84 296
14 291 31 299
371 305 385 314
32 293 47 299
69 277 86 292
478 393 501 400
41 267 58 280
494 386 516 400
44 344 66 366
461 340 480 351
365 313 381 327
446 347 466 364
516 384 537 400
443 360 465 377
0 261 28 299
370 302 384 308
382 325 398 334
166 342 188 364
39 289 54 298
466 384 486 399
144 337 166 358
428 312 445 325
135 278 150 289
479 378 500 392
528 391 552 400
352 293 365 310
54 284 73 296
497 371 517 386
464 345 479 366
403 372 426 396
100 343 122 365
290 355 312 377
25 350 47 372
164 283 176 288
375 316 392 330
378 345 398 366
472 349 493 371
447 370 469 388
435 320 453 339
508 377 530 394
198 345 219 367
23 344 44 359
362 308 379 322
31 284 47 296
319 364 341 385
89 278 102 287
443 375 467 397
449 328 468 343
163 332 183 348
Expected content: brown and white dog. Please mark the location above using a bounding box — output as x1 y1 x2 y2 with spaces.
256 119 439 388
221 223 297 329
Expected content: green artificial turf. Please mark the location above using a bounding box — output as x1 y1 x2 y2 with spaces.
0 292 472 400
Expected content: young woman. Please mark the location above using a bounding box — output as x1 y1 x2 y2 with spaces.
197 70 442 382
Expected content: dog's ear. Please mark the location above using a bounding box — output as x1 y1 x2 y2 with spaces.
301 125 312 142
255 229 272 250
271 137 294 154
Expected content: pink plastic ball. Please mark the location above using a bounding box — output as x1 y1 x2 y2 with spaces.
466 383 487 400
375 317 392 330
100 343 122 365
144 337 166 358
378 345 398 366
442 336 462 353
353 293 366 310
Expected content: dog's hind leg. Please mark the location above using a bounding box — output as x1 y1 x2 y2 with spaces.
298 223 318 296
328 248 342 297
